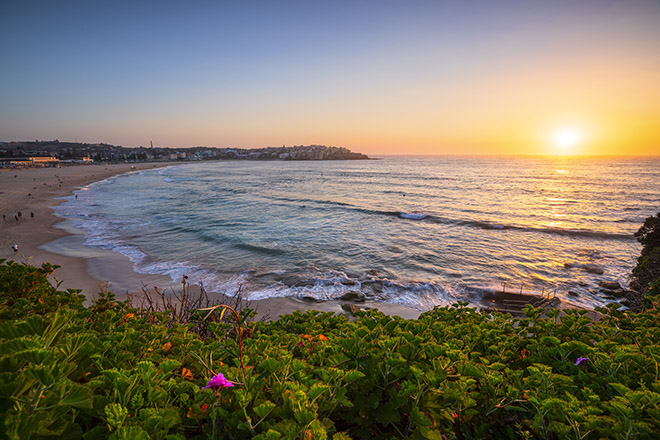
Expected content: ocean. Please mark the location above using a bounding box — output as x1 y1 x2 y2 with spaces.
54 156 660 311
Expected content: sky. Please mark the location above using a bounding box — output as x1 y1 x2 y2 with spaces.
1 0 659 156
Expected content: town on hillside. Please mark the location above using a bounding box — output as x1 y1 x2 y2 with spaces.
0 140 369 167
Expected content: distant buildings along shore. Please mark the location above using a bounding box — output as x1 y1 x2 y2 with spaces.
0 141 369 167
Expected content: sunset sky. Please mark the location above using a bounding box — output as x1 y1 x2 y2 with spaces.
1 0 659 156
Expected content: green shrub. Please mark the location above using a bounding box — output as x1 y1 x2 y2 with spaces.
0 260 85 320
632 213 660 306
1 262 660 439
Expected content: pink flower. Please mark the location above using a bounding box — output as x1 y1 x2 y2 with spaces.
202 373 234 390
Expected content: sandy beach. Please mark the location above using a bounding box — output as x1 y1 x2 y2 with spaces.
0 164 178 295
0 163 422 320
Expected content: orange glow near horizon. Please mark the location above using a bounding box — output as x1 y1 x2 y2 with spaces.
2 2 659 157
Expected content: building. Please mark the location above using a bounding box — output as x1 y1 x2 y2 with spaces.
30 156 60 166
0 156 59 168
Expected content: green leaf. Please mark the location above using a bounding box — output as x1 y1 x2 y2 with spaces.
342 370 365 385
109 426 151 440
62 383 93 409
254 401 276 419
16 348 53 365
159 359 181 375
308 419 327 440
489 362 506 371
25 364 58 386
609 383 631 396
294 409 316 425
540 336 561 347
0 355 21 373
457 362 484 378
308 384 330 401
58 422 84 440
83 425 109 440
254 429 282 440
105 403 129 430
259 358 279 374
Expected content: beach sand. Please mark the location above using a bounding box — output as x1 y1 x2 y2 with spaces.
0 164 178 296
0 163 422 320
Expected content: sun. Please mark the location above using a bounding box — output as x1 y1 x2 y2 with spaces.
552 128 582 154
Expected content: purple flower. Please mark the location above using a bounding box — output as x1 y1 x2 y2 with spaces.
203 373 234 390
574 356 589 366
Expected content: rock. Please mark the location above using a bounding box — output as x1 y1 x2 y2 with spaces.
363 280 382 294
297 279 318 288
600 289 626 298
340 280 357 286
365 269 379 277
598 281 622 291
340 291 365 302
582 265 604 275
564 262 575 269
279 275 302 286
280 275 316 287
568 290 580 297
301 295 321 303
341 303 361 316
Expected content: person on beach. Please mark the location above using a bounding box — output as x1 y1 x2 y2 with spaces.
11 244 18 253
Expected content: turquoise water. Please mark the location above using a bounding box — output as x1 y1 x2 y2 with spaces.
55 156 660 310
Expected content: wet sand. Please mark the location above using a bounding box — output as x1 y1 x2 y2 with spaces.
0 163 422 320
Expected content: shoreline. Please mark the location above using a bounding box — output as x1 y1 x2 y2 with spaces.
0 164 178 299
0 164 423 320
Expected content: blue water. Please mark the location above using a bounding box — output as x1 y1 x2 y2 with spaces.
55 156 660 310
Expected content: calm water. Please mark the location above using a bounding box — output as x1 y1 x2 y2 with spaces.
55 156 660 310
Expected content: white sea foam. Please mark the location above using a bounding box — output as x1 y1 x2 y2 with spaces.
399 212 427 220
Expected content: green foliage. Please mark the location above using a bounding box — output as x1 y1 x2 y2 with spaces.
634 248 660 301
635 212 660 258
632 213 660 305
0 260 85 320
1 262 660 438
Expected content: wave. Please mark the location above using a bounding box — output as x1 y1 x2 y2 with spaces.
266 195 355 208
399 212 428 220
233 242 286 256
241 269 458 311
350 207 632 240
249 194 628 240
461 221 632 240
